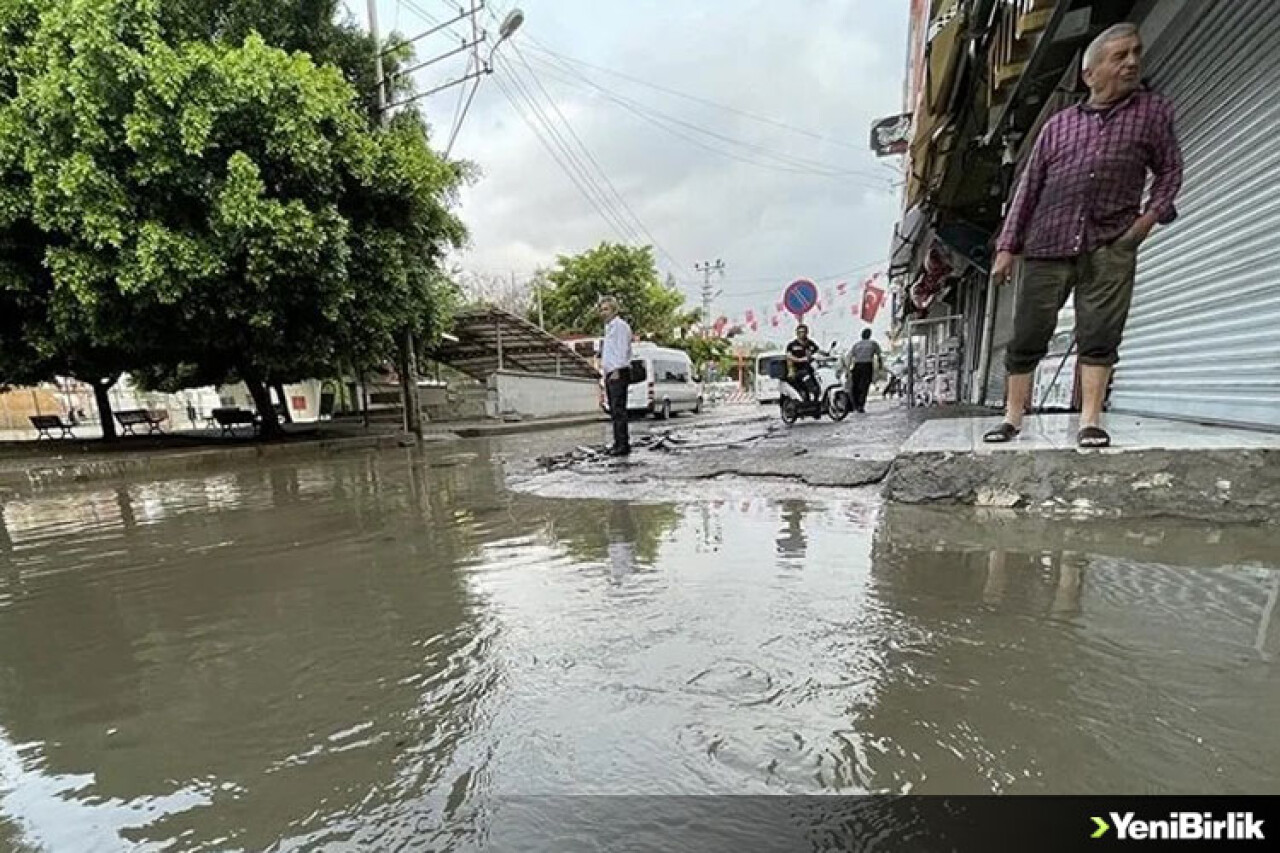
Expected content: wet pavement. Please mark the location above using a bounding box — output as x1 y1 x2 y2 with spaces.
1 417 1279 851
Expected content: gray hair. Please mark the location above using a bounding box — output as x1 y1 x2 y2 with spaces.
1083 22 1140 72
598 295 620 312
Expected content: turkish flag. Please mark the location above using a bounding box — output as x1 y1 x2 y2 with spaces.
861 281 886 323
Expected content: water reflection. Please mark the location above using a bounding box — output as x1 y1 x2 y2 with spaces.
775 501 807 562
0 453 1279 851
863 506 1280 794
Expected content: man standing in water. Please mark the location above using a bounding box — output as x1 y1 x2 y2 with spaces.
984 22 1183 448
599 296 633 457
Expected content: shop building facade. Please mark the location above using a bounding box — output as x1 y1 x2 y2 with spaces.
878 0 1279 429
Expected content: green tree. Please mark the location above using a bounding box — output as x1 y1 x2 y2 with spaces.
0 0 464 437
673 335 733 377
156 0 411 125
534 243 688 339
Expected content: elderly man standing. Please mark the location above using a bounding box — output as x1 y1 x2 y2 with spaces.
984 22 1183 449
598 295 633 457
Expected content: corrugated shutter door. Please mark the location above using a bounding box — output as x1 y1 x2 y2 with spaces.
1110 0 1280 428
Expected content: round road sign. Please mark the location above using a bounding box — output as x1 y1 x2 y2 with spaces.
783 279 818 318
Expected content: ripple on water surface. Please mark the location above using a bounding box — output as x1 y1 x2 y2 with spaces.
0 450 1278 850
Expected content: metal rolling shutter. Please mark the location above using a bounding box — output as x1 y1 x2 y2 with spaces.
1110 0 1280 428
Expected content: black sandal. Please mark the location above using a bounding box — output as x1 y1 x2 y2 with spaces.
982 422 1020 443
1078 426 1111 448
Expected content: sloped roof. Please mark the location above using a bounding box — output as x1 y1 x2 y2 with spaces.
429 307 600 381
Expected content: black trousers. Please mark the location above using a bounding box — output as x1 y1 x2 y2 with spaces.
789 367 815 402
606 367 631 450
848 362 874 411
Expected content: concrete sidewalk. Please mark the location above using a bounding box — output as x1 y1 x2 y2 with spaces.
885 414 1280 522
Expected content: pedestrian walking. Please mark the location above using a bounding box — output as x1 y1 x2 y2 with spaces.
841 328 883 413
984 22 1183 449
599 296 633 457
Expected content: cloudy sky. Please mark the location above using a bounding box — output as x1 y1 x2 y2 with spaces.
350 0 909 345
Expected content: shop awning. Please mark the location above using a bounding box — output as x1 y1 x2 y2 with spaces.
428 307 600 381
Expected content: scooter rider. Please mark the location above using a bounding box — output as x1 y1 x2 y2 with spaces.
785 324 822 403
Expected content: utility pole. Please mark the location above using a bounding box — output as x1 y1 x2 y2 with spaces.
526 271 544 329
695 259 725 336
369 0 423 439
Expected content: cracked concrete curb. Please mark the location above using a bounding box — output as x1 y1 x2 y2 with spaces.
884 447 1280 523
667 451 894 488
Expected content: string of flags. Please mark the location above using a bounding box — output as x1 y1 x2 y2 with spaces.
711 272 887 335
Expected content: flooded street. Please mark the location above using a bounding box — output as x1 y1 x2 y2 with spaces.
2 431 1279 851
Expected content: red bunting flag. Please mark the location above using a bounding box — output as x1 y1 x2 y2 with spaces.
745 309 755 324
837 281 848 295
770 314 780 327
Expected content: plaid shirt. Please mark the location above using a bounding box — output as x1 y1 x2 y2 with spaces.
997 88 1183 258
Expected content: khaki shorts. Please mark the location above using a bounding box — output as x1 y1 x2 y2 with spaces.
1005 238 1139 376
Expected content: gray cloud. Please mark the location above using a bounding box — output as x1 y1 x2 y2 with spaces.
372 0 907 338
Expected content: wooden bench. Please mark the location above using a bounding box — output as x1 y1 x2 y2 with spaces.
211 407 259 437
29 415 76 440
115 408 168 436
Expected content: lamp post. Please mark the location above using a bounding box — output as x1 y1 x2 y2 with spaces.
442 8 524 158
367 3 524 439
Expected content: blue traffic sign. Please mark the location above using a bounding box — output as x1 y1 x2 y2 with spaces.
783 279 818 317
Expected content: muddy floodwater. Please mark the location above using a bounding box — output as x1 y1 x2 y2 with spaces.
1 433 1279 851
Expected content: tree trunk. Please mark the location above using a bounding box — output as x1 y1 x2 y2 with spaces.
272 382 293 423
91 378 118 441
244 375 281 439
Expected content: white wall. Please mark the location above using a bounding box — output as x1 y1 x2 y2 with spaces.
486 371 600 419
215 380 324 421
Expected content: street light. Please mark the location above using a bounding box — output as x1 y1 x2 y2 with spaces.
442 7 524 158
498 9 525 43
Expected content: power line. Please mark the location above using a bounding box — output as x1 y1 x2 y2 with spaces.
502 45 688 272
473 7 886 183
523 54 894 187
495 63 644 246
398 3 646 246
491 70 639 245
522 50 862 178
717 260 887 300
521 38 873 155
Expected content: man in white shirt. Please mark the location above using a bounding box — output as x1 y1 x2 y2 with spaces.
598 296 633 456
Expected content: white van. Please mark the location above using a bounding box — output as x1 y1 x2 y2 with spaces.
601 344 703 419
754 351 786 403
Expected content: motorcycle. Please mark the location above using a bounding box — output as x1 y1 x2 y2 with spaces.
774 343 851 425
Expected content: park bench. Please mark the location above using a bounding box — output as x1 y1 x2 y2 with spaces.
29 414 76 440
115 408 168 436
211 407 259 437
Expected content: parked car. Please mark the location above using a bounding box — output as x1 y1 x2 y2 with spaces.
601 344 702 419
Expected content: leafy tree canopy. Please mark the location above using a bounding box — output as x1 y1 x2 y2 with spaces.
535 243 687 340
0 0 465 435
